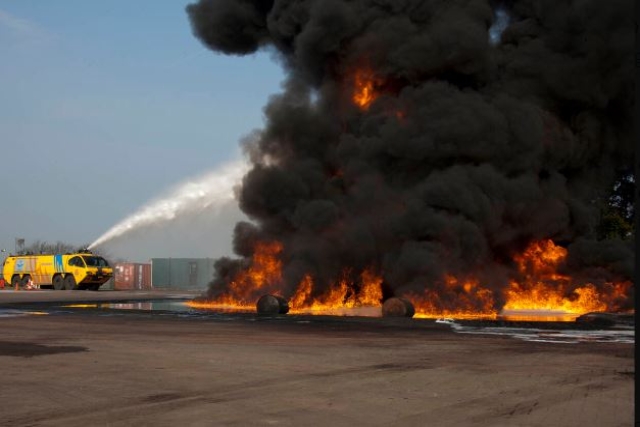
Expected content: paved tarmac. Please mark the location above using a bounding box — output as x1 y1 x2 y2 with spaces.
0 288 200 304
0 290 634 427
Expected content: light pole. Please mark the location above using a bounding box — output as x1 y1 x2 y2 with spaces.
14 238 25 254
1 249 5 283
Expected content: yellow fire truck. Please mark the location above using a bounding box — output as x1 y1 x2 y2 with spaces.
2 250 113 291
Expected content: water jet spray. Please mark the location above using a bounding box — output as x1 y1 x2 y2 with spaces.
89 160 248 249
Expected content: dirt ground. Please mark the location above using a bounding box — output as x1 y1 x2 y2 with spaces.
0 291 635 427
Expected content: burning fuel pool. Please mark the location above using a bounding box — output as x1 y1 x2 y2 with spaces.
1 298 619 346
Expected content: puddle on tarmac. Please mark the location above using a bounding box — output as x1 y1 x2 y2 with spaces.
0 309 49 318
54 300 634 345
64 300 193 312
446 322 634 344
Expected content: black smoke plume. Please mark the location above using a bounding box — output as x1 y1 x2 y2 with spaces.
187 0 634 310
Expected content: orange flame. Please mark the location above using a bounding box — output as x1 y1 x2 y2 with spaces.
188 238 632 320
188 241 283 311
352 68 381 110
187 242 386 314
409 275 497 319
289 269 383 314
503 239 631 314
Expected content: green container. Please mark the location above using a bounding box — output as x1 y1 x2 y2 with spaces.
151 258 215 290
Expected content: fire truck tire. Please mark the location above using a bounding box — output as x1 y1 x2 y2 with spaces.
20 276 31 288
11 275 21 289
64 275 77 291
53 275 64 290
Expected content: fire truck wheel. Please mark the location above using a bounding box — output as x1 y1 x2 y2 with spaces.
63 275 77 291
53 275 64 290
20 276 31 288
11 275 21 289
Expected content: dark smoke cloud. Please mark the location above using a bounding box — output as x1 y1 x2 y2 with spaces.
187 0 634 309
186 0 273 54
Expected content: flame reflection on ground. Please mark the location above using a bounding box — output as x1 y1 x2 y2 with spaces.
498 309 580 322
186 302 587 322
61 300 632 332
47 302 635 344
290 306 382 317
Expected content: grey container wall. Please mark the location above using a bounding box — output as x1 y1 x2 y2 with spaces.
151 258 215 290
101 277 115 290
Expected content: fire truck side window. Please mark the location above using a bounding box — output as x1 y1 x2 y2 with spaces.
83 256 110 267
69 256 85 267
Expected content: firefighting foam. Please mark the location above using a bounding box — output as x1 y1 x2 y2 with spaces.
185 0 634 318
89 160 248 249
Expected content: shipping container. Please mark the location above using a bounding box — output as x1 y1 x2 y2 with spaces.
114 262 152 290
151 258 215 290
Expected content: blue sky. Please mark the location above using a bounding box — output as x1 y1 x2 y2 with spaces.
0 1 284 261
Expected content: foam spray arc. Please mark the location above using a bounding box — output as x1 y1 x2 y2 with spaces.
89 160 249 249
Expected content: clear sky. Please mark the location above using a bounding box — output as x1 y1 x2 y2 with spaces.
0 1 284 261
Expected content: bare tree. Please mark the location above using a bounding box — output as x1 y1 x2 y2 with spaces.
17 241 113 262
